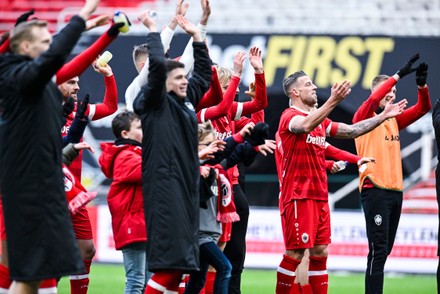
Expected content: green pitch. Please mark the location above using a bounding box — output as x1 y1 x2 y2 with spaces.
57 263 436 293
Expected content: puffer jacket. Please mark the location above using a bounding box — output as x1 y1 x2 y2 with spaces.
99 142 146 250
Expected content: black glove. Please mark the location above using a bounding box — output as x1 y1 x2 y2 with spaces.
62 97 75 118
245 122 270 146
396 53 419 78
415 62 428 86
76 94 90 120
15 9 35 26
107 22 125 37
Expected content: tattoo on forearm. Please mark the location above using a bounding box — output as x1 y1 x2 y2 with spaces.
335 116 383 139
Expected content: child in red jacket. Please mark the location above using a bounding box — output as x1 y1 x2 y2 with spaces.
99 111 152 294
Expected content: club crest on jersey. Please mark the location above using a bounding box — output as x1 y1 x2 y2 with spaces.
305 134 325 147
302 233 309 244
374 214 382 226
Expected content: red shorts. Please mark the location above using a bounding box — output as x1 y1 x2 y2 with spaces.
71 206 93 240
219 222 232 243
281 199 331 250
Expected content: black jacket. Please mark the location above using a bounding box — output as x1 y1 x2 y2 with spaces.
137 32 212 272
432 99 440 255
0 16 85 279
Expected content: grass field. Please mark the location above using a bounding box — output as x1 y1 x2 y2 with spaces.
56 263 436 293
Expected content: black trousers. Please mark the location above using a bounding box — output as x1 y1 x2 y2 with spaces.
223 184 249 294
361 188 402 294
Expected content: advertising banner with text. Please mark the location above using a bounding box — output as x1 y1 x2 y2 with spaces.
91 206 438 273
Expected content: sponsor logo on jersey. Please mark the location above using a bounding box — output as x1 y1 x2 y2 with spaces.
215 130 233 140
305 134 326 147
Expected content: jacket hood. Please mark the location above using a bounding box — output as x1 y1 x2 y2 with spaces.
99 142 141 178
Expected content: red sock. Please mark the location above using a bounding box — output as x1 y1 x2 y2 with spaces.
308 256 328 294
204 271 215 294
144 271 183 294
0 264 11 293
276 254 301 294
300 284 313 294
70 259 92 294
290 283 301 294
39 279 57 294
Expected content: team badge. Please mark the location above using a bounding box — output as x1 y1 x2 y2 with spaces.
302 233 309 244
374 214 382 226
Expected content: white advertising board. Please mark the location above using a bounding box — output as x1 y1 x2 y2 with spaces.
92 206 438 273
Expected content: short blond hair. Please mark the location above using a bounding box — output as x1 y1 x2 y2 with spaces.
216 66 233 89
371 74 390 89
9 19 47 53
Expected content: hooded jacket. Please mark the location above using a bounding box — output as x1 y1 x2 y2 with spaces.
99 142 146 250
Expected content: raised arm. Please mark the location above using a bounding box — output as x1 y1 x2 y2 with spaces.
162 0 189 51
353 53 420 123
198 53 245 121
178 0 211 74
20 0 98 93
197 75 236 122
56 21 120 85
352 76 398 122
289 81 351 134
176 15 211 107
396 63 431 129
86 61 118 120
138 14 167 111
196 66 224 111
130 3 188 95
333 97 407 139
231 54 267 120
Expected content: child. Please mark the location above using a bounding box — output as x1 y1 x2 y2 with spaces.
99 111 152 294
184 121 274 294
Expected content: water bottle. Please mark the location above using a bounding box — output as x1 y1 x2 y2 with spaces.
335 160 348 171
113 11 130 33
97 51 113 67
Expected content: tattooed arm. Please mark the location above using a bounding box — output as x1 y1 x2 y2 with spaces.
333 97 407 139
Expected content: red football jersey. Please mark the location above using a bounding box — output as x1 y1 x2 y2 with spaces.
277 107 337 213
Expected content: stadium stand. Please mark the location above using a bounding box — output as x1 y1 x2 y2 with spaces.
402 171 438 214
1 0 440 35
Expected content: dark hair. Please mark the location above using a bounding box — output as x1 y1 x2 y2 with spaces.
372 74 390 89
111 111 139 139
282 70 307 96
165 59 185 73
